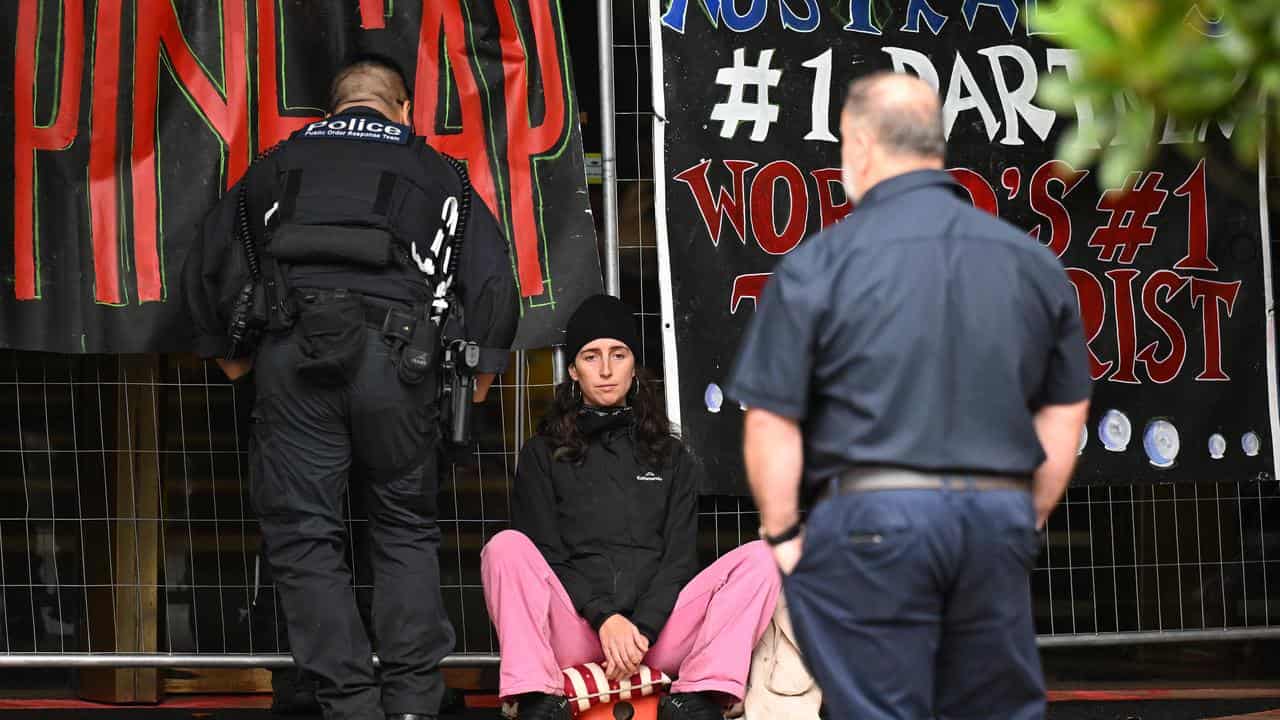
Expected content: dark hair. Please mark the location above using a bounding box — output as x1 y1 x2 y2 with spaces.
537 368 680 468
328 53 411 113
844 71 946 158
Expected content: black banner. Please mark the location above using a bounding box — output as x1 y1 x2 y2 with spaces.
654 0 1277 492
0 0 600 353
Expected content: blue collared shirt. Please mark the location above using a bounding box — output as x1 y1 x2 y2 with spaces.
728 169 1091 488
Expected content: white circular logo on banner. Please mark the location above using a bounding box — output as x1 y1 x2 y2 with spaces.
1099 410 1132 453
1208 433 1227 460
1143 420 1180 468
1242 432 1261 457
705 383 724 414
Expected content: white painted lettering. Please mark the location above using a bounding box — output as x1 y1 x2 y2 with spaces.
979 44 1056 145
943 52 1000 141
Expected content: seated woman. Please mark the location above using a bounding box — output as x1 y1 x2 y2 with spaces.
482 295 781 720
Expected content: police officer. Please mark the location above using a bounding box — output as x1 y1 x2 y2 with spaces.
183 55 518 720
730 72 1091 719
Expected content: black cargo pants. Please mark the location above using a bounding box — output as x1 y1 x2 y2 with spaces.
249 305 453 720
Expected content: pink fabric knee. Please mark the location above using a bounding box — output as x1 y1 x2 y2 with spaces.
647 541 781 698
482 530 603 699
482 532 782 702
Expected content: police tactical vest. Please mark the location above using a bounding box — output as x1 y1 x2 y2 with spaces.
264 109 459 305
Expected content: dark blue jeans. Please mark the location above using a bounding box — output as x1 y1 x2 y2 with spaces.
783 482 1045 720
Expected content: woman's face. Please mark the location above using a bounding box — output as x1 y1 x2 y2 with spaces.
570 338 636 408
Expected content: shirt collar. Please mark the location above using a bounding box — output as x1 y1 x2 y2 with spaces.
858 169 962 209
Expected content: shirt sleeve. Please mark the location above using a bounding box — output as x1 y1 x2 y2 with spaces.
1038 270 1094 407
629 445 702 643
457 196 519 373
511 440 620 629
726 254 825 420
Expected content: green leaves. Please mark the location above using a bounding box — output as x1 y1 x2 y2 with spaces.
1035 0 1277 178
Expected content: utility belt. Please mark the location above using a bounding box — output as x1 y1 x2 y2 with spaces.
346 291 420 338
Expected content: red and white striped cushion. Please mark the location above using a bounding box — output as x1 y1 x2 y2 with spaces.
561 663 671 714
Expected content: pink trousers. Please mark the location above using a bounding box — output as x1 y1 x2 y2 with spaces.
481 531 781 701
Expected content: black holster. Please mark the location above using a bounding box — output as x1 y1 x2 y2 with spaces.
441 339 479 445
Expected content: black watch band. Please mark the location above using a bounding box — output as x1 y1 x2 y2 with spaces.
760 521 803 546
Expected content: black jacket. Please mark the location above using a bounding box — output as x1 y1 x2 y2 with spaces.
512 412 702 643
181 106 518 373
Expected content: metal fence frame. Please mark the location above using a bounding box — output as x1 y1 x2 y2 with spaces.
2 0 1280 673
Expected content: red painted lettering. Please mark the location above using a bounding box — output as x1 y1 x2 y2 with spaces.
1105 268 1141 384
751 161 808 255
673 160 756 246
730 273 772 313
1191 278 1241 381
132 1 250 302
359 0 387 29
1028 160 1088 258
14 0 84 300
493 0 570 297
1066 268 1113 381
416 0 503 264
1173 159 1216 271
810 168 851 228
88 0 123 304
1136 270 1190 384
947 168 998 216
255 0 319 149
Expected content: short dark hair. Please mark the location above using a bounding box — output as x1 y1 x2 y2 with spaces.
844 71 946 159
327 53 411 113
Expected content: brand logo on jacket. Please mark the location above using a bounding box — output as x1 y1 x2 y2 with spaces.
635 472 664 483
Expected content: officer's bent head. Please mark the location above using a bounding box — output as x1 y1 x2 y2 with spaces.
328 53 412 126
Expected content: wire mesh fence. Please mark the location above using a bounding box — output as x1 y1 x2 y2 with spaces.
0 1 1279 671
0 349 564 660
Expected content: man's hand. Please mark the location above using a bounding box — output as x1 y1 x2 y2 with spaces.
1032 399 1090 529
598 614 648 681
771 533 804 576
216 357 254 382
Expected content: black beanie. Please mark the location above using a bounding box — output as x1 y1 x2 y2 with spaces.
565 294 640 361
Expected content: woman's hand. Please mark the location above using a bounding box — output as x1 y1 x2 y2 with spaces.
598 614 649 681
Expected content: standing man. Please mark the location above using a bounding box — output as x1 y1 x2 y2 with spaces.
729 72 1091 720
183 55 519 720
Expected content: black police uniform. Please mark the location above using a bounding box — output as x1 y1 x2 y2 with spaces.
730 170 1092 720
183 106 519 719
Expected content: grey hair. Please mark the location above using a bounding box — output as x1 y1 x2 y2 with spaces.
843 72 946 159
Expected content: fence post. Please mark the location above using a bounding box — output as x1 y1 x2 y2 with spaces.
80 356 162 703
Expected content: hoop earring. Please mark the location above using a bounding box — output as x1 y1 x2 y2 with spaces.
570 381 582 403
